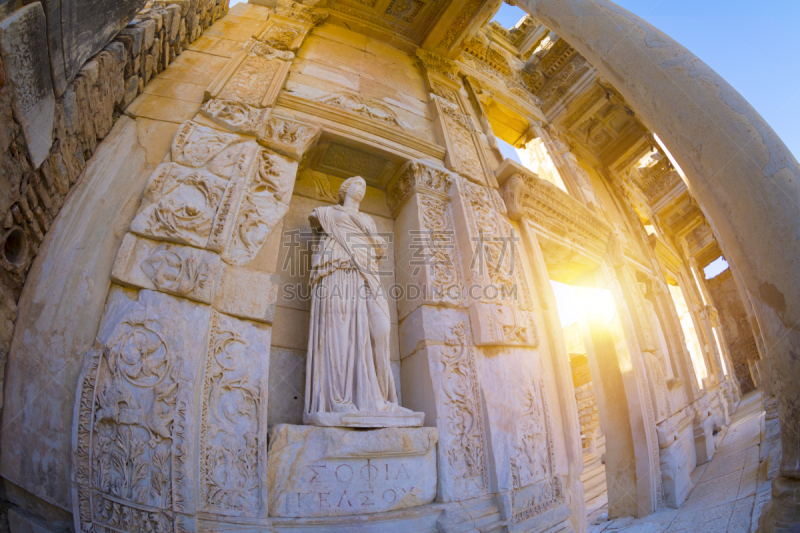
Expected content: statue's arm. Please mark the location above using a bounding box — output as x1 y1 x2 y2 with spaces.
309 209 322 230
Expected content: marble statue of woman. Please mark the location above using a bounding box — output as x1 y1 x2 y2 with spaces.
304 176 423 428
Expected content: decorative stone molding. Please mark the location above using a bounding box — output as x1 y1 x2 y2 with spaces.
315 91 411 130
387 159 454 213
415 49 460 81
497 160 611 261
205 40 294 108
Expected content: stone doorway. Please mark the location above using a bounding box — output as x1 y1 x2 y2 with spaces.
547 274 660 520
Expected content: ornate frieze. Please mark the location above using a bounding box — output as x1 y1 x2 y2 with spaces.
499 162 612 261
315 91 411 130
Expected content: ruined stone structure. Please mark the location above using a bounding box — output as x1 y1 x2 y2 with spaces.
0 0 796 532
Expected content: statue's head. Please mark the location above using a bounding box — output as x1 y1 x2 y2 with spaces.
339 176 367 205
640 282 648 296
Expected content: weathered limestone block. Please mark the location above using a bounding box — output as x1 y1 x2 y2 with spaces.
112 232 222 304
657 410 695 508
267 425 438 518
0 3 55 167
693 408 716 465
213 265 279 323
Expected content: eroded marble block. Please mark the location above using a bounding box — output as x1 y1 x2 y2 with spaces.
469 303 537 347
130 163 233 248
112 232 221 304
213 265 279 323
660 438 692 508
267 425 438 518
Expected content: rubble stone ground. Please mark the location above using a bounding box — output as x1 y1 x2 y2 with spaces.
589 391 775 533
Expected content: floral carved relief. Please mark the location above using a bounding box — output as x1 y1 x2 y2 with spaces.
437 321 489 501
223 149 297 265
419 195 462 305
200 313 268 516
74 290 211 533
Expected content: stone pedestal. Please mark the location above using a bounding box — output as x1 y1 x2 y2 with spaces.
267 425 438 518
693 416 716 465
659 439 691 508
303 410 424 428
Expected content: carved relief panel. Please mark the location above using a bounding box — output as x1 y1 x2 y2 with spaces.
425 320 490 502
390 160 464 319
206 39 294 109
450 176 539 348
200 312 271 517
73 288 214 533
417 55 493 186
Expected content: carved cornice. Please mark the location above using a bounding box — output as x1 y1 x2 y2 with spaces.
275 2 329 26
276 93 446 161
416 49 460 81
497 161 612 258
457 56 543 117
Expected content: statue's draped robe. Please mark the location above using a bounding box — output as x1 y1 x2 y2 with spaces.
305 205 400 414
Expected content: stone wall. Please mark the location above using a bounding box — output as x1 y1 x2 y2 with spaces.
707 268 757 393
0 0 230 413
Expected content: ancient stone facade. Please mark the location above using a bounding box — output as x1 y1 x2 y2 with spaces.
0 0 795 532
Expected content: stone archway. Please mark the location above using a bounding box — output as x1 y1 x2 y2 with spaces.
514 1 800 529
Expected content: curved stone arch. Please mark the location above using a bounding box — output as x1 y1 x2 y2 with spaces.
515 1 800 528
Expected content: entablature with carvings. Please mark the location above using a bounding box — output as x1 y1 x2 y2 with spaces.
496 159 612 262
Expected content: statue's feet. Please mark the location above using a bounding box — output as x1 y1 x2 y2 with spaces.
330 402 358 413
